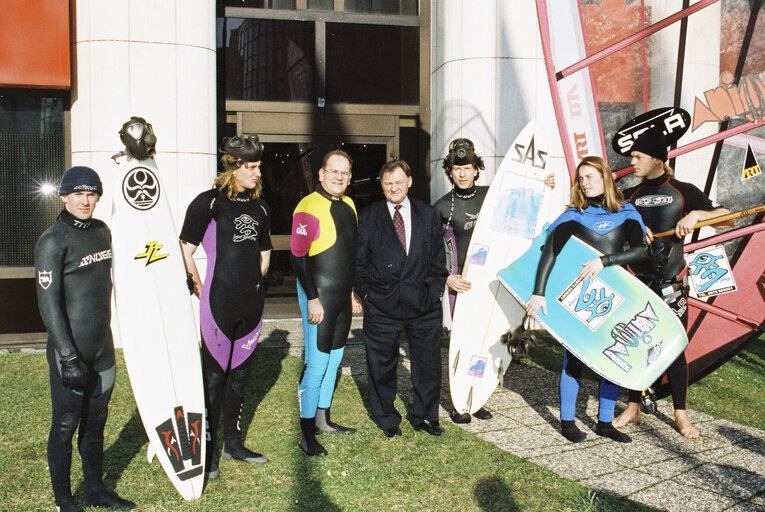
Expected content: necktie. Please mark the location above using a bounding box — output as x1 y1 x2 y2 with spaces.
393 204 406 252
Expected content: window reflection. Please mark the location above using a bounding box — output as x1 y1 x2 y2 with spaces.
223 0 297 8
326 23 418 104
344 0 417 15
0 95 65 266
223 18 315 101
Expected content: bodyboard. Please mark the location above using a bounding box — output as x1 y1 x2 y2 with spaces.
498 226 689 390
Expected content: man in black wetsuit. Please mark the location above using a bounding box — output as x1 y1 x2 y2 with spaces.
434 139 554 424
613 131 730 439
433 139 493 424
180 135 272 478
35 166 135 512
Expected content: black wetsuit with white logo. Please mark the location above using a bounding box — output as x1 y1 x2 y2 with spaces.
622 173 716 406
434 185 489 273
34 209 116 506
180 187 272 464
623 173 714 281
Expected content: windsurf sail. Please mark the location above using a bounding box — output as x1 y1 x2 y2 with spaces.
537 0 765 399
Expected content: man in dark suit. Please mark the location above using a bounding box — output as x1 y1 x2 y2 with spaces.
355 159 448 438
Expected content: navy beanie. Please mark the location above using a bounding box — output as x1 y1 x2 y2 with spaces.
59 166 103 196
631 131 668 162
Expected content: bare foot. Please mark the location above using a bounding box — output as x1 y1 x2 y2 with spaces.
674 410 700 439
613 402 642 428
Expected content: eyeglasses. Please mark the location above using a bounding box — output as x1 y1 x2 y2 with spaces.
323 168 351 179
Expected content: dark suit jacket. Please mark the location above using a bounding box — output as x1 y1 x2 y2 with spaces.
355 198 448 320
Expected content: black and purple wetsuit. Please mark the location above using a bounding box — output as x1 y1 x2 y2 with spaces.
180 187 271 463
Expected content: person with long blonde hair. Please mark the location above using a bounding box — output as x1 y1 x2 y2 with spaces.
180 134 272 479
525 156 649 444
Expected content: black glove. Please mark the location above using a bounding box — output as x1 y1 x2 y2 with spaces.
60 355 88 392
186 272 195 294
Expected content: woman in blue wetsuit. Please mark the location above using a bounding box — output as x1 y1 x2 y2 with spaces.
525 156 649 444
180 135 272 479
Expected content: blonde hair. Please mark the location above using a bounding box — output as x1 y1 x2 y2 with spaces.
569 156 625 213
215 154 262 200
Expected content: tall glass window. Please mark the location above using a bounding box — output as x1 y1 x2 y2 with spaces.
344 0 417 15
223 19 316 101
326 23 419 104
0 95 65 267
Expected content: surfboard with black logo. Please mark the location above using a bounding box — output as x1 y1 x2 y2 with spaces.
110 156 206 500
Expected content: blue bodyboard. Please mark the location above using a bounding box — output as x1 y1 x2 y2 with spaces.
497 225 689 390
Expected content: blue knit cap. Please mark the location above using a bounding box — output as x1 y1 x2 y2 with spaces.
59 166 103 196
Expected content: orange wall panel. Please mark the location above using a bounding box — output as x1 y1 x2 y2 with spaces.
0 0 70 88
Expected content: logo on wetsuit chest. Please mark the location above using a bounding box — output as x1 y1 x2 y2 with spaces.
154 406 204 481
233 214 260 242
592 220 615 233
79 250 112 267
463 211 479 231
38 270 53 290
634 195 673 207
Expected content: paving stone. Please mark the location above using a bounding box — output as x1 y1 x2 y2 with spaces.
629 480 738 512
579 467 662 495
633 455 704 479
529 449 624 481
478 424 569 454
668 461 765 500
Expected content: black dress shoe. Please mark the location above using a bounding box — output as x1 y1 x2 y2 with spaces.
383 426 402 438
412 419 445 436
472 407 493 420
450 409 471 424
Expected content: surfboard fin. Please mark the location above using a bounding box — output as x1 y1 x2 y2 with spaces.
497 360 504 387
452 350 460 376
147 442 157 464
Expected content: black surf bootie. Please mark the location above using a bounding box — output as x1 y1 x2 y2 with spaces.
596 421 632 443
222 439 269 463
561 420 586 443
300 417 328 456
83 487 135 510
315 407 356 434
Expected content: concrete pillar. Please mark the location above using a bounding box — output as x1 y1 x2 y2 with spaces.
70 0 217 226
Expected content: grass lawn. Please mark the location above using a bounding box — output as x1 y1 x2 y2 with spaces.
0 347 662 512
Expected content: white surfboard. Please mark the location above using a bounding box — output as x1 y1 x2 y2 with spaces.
449 119 568 414
110 157 206 500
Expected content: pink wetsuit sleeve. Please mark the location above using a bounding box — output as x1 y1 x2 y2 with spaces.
290 211 320 257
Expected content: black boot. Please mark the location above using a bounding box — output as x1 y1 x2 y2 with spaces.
315 407 356 434
561 420 586 443
596 421 632 443
223 439 268 463
299 417 327 456
221 365 267 463
55 501 80 512
83 488 135 510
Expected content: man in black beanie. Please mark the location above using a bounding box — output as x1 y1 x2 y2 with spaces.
614 131 729 439
35 166 135 511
